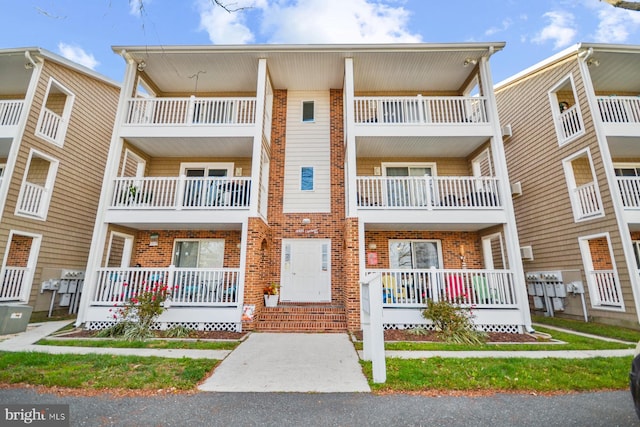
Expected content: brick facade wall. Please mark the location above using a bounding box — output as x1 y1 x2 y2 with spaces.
7 235 31 267
588 236 613 270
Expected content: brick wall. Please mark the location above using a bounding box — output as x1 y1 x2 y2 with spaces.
588 236 613 270
7 235 31 267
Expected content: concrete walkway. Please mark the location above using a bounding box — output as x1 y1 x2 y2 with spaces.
0 321 635 393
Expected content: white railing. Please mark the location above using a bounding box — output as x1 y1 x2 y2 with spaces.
356 176 500 209
617 177 640 208
573 182 602 219
0 100 24 127
0 267 28 301
124 97 256 125
17 182 46 217
557 105 583 142
92 267 240 306
589 269 622 307
110 176 251 209
354 96 488 125
37 108 63 142
597 96 640 124
366 268 517 308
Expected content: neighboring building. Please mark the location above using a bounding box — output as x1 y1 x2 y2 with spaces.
0 48 120 316
495 43 640 329
76 43 532 334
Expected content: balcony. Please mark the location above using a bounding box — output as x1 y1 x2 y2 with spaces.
571 181 602 220
17 182 48 218
588 269 622 308
356 176 501 210
109 176 252 210
0 100 24 137
556 104 584 144
597 96 640 137
0 267 28 301
92 267 240 307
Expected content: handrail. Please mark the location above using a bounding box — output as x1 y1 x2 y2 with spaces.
0 100 24 127
597 96 640 124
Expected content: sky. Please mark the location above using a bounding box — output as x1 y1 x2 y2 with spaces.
2 0 640 85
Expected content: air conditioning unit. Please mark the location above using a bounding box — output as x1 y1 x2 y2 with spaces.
502 124 513 138
511 181 522 197
520 245 534 261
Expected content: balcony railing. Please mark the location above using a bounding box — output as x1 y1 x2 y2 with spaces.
92 267 240 306
356 176 501 209
0 100 24 127
124 97 256 126
597 96 640 124
110 176 251 210
589 269 622 308
365 268 517 308
617 176 640 208
17 182 47 217
354 96 488 125
557 105 583 142
36 108 64 143
0 267 28 301
573 182 602 219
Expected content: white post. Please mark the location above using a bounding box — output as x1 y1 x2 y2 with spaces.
361 272 386 383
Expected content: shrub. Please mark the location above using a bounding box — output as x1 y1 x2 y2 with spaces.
421 299 486 345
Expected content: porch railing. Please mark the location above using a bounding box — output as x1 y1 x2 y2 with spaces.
617 176 640 208
597 96 640 124
17 182 47 217
354 96 488 125
589 269 622 307
356 176 501 209
365 268 517 308
92 267 240 306
110 176 251 209
37 108 63 142
573 182 602 219
557 105 583 142
0 267 28 301
124 97 256 126
0 100 24 127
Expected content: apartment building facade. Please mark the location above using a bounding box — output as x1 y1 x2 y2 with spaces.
495 43 640 329
0 48 119 316
76 43 532 334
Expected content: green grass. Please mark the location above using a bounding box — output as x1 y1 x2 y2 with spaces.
0 351 217 390
362 356 632 392
533 315 640 343
354 326 635 351
35 338 239 350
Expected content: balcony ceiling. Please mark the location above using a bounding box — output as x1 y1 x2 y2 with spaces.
0 53 33 95
587 49 640 93
125 136 254 157
356 135 489 158
113 43 505 93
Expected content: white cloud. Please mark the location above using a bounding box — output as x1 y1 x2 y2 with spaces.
261 0 422 44
531 10 577 50
593 4 640 43
57 43 99 70
196 0 421 44
485 18 513 36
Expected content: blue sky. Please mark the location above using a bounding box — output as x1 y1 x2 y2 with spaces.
2 0 640 85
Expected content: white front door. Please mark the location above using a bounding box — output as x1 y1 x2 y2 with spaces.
280 239 331 302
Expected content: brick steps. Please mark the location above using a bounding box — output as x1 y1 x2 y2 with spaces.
256 303 347 332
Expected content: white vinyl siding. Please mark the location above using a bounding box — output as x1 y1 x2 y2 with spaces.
283 91 331 213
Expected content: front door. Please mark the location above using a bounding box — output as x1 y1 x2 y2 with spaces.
280 239 331 302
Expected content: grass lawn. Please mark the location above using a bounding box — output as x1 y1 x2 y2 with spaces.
0 351 217 390
533 315 640 343
35 338 239 350
362 356 632 392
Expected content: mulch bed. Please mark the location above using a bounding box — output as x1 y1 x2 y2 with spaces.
55 329 247 340
353 329 540 343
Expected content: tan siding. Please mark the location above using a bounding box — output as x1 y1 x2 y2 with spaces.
496 56 637 326
356 157 469 176
147 157 253 177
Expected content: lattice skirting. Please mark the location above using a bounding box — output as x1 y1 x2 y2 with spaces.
383 323 523 334
85 321 241 332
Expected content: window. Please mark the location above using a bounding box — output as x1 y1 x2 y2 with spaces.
548 74 584 146
578 233 624 310
173 239 225 268
389 240 442 269
301 167 314 191
35 78 75 147
16 149 59 220
614 165 640 177
562 149 603 222
302 101 314 123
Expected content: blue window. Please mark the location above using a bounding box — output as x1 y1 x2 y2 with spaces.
301 167 314 191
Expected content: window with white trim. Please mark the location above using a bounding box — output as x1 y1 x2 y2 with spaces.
578 233 624 310
302 101 315 123
15 149 59 220
548 74 584 146
562 148 604 222
173 239 225 268
389 240 442 269
35 78 75 147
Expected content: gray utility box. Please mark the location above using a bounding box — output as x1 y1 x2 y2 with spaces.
0 304 33 335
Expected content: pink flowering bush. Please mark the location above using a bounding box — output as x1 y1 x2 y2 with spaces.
102 281 172 341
